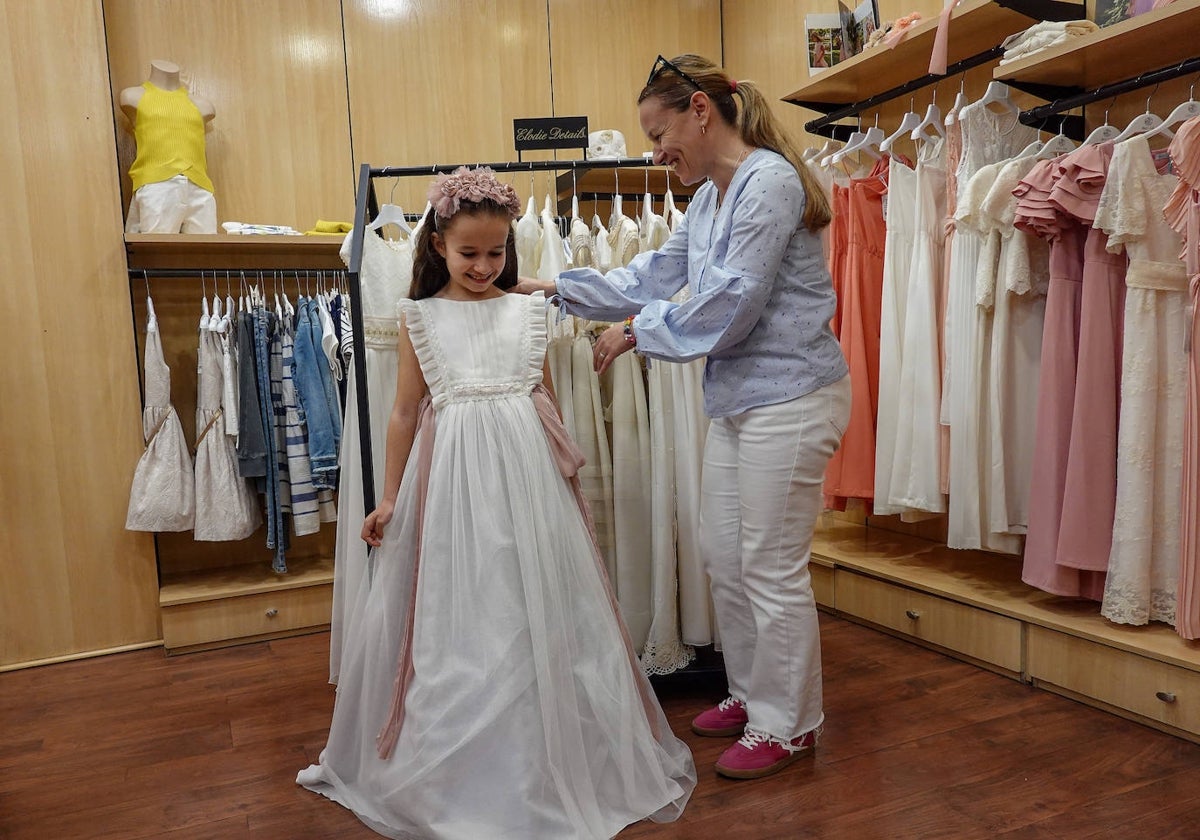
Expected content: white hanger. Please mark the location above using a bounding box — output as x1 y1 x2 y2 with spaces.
199 273 211 331
1081 98 1120 146
1144 75 1200 142
832 120 883 165
882 101 922 152
962 81 1019 117
911 100 947 142
366 179 413 236
1110 88 1168 144
946 78 970 126
1036 127 1077 159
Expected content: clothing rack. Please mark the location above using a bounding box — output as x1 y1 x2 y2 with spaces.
131 268 346 278
346 157 671 512
1019 55 1200 136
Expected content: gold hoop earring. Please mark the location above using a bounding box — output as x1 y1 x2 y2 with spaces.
701 124 707 136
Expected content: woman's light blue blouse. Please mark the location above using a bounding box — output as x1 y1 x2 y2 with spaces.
553 148 848 418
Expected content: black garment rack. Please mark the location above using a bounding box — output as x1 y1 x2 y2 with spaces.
345 157 671 512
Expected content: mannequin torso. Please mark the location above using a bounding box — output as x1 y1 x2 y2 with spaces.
120 60 214 123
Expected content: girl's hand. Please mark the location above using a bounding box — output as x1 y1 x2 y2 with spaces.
362 499 396 547
512 276 556 296
593 324 634 375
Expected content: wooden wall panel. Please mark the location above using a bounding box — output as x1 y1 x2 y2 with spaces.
549 0 722 160
103 0 354 232
344 0 556 212
0 0 159 668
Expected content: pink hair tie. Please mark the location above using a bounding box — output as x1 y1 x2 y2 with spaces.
730 79 739 94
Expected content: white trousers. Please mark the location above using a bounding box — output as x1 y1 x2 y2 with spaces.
700 376 851 740
125 174 217 234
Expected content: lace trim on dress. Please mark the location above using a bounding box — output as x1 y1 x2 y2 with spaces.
1126 259 1189 291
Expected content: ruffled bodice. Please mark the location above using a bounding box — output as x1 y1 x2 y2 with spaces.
399 292 546 410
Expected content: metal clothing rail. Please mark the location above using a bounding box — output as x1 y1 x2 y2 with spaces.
1020 55 1200 132
801 46 1005 138
346 157 668 512
129 268 346 278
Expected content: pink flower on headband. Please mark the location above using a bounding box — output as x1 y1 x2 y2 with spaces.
427 166 522 221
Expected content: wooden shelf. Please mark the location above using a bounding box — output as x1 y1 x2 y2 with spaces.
783 0 1083 112
995 0 1200 96
812 519 1200 672
159 554 334 607
555 166 696 199
125 233 346 271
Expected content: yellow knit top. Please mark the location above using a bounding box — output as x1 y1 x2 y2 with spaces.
129 82 214 194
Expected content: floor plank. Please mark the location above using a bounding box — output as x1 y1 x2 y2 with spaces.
3 615 1200 838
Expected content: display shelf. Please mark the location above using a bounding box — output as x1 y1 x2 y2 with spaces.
125 233 346 271
159 554 334 607
813 519 1200 740
995 0 1200 99
813 519 1200 672
783 0 1083 114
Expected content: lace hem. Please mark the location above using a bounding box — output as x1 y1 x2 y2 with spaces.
639 639 696 677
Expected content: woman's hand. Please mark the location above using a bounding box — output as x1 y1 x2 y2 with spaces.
361 499 396 547
593 324 635 375
512 276 556 296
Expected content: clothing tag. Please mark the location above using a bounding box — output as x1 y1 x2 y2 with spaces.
881 194 889 223
1151 147 1174 175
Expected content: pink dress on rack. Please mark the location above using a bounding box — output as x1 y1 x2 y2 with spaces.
1049 143 1126 578
825 156 889 504
1014 156 1105 600
1166 117 1200 638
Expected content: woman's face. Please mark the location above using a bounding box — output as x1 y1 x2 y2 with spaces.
639 95 706 186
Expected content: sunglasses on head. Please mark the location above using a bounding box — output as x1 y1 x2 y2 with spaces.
646 55 704 92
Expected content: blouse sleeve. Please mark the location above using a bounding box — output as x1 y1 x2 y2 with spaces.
553 213 691 322
632 167 807 362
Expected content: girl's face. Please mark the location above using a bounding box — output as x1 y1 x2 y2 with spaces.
639 95 707 186
432 212 511 300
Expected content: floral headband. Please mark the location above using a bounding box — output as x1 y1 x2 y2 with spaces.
427 166 521 223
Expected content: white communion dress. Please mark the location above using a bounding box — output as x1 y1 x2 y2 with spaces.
298 291 695 839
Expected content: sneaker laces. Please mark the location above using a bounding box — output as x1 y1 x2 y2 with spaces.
736 728 771 750
718 696 744 712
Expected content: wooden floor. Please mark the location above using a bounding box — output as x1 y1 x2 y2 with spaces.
3 614 1199 839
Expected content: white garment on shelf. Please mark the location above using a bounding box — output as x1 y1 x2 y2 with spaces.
126 297 195 532
945 106 1034 552
889 138 949 513
874 156 919 515
330 228 414 683
194 324 260 541
1097 135 1188 626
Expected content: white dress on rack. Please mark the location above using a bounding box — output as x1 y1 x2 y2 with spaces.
194 315 260 541
874 155 919 515
330 228 414 683
981 155 1048 537
298 292 695 839
945 106 1034 551
889 138 949 513
1098 135 1188 626
126 296 195 532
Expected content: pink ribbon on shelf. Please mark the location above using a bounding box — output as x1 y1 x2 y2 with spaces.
929 0 963 75
881 12 924 48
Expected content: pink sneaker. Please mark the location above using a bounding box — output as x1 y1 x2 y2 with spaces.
715 727 818 779
691 696 749 737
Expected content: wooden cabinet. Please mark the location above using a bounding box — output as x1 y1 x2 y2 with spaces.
836 570 1023 675
1027 627 1200 738
813 520 1200 742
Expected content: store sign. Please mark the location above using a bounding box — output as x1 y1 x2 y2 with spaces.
513 116 588 152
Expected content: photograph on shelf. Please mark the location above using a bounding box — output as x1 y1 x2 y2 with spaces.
805 0 879 74
1094 0 1156 27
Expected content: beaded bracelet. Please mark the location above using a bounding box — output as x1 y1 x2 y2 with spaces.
622 316 637 346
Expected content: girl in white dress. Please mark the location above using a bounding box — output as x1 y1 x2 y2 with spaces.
298 167 695 840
